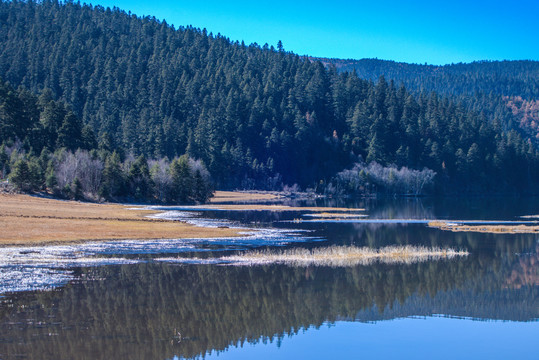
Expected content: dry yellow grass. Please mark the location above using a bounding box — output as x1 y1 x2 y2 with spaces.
191 203 364 212
207 191 364 212
428 220 539 234
0 194 240 246
210 191 282 203
303 212 368 219
221 245 468 267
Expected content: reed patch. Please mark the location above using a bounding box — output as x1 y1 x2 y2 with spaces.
219 245 468 267
428 220 539 234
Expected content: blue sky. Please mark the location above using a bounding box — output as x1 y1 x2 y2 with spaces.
93 0 538 65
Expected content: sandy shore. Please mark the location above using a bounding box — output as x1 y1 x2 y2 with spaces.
0 194 240 246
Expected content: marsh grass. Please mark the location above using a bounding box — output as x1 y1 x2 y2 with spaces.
222 245 468 267
209 191 282 203
302 212 368 219
428 220 539 234
190 204 365 212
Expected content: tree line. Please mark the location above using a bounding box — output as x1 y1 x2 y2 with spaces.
316 58 539 100
315 57 539 146
1 1 538 194
0 78 212 203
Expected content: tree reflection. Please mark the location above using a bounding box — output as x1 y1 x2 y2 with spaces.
1 248 537 360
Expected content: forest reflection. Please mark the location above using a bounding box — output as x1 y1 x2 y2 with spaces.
1 245 537 360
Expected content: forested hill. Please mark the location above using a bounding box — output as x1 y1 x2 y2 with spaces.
313 57 539 144
311 58 539 99
1 0 538 193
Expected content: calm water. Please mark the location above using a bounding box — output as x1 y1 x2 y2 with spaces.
0 197 538 359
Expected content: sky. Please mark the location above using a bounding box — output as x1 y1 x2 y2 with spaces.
93 0 538 65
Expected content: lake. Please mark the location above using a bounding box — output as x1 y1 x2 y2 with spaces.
0 197 537 359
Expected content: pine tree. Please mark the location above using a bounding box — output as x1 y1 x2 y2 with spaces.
9 159 33 191
70 177 83 200
128 154 152 200
100 151 125 199
170 155 193 203
0 144 8 179
57 110 83 150
81 125 98 150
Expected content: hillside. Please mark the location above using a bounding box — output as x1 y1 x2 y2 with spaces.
311 58 539 98
1 1 538 193
313 57 539 140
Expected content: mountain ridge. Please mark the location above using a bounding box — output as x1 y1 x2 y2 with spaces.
1 0 538 193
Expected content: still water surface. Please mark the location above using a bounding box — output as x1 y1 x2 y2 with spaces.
0 197 537 359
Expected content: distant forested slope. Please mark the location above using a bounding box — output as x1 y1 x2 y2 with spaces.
312 58 539 98
1 0 538 193
314 57 539 142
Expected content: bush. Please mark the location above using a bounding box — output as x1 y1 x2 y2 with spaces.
328 161 436 196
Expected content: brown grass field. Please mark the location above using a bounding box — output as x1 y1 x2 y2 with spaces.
210 191 282 203
428 220 539 234
0 194 240 246
0 191 364 246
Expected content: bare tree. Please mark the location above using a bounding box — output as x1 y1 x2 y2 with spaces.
149 158 172 203
54 150 104 198
330 161 436 196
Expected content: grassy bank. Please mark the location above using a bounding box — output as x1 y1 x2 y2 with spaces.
0 194 240 246
0 191 365 246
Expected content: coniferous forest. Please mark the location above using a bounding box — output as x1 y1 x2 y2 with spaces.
1 0 539 197
0 78 213 203
314 57 539 147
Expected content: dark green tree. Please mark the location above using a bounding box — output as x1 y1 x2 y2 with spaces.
70 177 83 200
0 144 8 179
193 169 213 203
128 154 152 200
9 159 33 192
56 110 83 150
170 155 192 203
100 151 125 199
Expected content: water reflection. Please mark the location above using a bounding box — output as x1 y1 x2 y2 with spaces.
200 318 539 360
1 197 538 359
1 248 536 360
289 196 539 221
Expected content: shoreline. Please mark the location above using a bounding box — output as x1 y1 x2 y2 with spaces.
0 193 243 246
0 191 364 246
